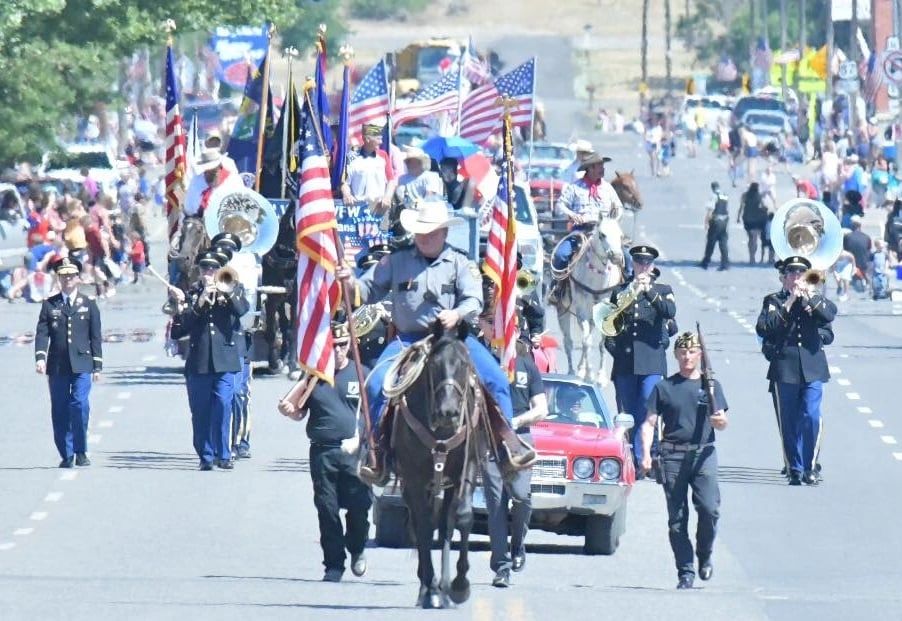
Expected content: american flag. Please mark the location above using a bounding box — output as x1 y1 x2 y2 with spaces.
462 36 492 86
482 114 517 380
392 70 461 128
861 50 884 104
164 45 187 243
294 98 341 383
349 59 390 141
459 58 535 145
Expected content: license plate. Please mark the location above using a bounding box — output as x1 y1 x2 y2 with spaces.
472 487 486 510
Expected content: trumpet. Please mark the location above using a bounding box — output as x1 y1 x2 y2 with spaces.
516 269 537 296
215 265 239 294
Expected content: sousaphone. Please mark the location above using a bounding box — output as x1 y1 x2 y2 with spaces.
204 184 279 256
769 198 843 270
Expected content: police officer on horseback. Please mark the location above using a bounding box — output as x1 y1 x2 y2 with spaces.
548 152 623 304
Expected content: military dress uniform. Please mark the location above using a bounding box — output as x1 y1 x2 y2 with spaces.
357 243 513 425
35 258 102 467
755 256 836 485
605 246 676 462
304 319 373 582
170 252 250 470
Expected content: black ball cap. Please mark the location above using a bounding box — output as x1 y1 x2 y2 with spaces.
196 251 222 268
210 232 242 253
629 245 659 260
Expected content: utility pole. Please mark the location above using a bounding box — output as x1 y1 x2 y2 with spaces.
796 0 806 92
825 0 833 101
850 0 859 147
641 0 649 118
762 0 770 49
665 0 673 96
779 0 788 102
749 0 756 65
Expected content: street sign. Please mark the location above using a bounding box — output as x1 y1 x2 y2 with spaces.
838 61 858 80
888 36 900 52
883 50 902 87
837 78 859 95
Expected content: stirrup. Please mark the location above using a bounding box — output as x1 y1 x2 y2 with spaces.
359 464 390 487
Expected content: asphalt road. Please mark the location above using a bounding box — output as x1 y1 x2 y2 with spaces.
3 45 902 621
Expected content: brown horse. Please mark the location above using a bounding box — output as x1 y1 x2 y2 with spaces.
611 170 643 211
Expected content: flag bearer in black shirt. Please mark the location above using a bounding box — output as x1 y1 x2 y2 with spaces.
301 315 373 583
640 331 729 590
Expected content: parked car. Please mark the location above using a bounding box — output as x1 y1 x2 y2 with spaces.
0 183 29 268
740 110 792 148
477 182 544 283
373 374 636 555
39 144 128 200
515 142 573 171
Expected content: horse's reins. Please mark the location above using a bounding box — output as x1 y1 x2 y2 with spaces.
558 231 622 314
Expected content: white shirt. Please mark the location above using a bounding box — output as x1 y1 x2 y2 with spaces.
760 171 776 195
184 170 243 218
645 126 662 145
346 150 391 203
395 171 443 205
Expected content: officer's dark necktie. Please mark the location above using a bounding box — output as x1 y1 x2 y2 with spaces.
63 297 70 312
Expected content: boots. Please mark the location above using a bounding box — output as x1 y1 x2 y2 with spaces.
547 279 568 305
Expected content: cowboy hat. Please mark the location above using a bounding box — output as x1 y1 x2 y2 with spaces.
569 139 594 153
402 145 431 167
194 148 223 173
578 152 612 171
399 199 464 235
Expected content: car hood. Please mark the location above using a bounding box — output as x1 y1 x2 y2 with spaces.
531 421 626 457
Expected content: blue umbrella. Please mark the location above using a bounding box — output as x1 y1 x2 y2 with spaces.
421 135 479 161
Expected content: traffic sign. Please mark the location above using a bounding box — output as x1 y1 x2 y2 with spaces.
888 36 900 52
839 61 858 80
837 78 859 95
882 50 902 87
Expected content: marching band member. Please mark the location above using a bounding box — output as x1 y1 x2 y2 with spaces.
605 245 676 469
35 257 102 468
169 251 249 470
755 256 836 486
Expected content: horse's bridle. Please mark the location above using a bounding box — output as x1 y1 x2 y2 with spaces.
567 229 620 301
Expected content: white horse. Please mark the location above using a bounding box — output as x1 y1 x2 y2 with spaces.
549 219 624 385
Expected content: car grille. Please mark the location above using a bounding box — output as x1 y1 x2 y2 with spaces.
531 483 566 495
532 457 567 480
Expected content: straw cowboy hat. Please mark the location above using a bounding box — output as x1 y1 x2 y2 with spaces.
569 139 594 154
399 199 464 235
194 148 223 173
577 151 612 171
402 145 431 168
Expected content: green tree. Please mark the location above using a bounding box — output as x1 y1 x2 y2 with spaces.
0 0 301 166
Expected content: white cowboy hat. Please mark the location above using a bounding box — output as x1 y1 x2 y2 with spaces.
194 148 223 173
569 139 594 153
399 200 464 235
402 145 431 167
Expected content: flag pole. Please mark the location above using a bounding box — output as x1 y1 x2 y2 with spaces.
254 24 274 192
281 46 299 199
455 40 466 137
526 56 538 182
302 83 377 472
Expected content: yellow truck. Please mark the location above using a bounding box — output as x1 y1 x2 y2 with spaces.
391 38 466 95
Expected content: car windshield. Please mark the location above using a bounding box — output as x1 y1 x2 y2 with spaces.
744 113 784 129
417 46 453 83
543 381 610 428
529 165 564 181
516 144 571 161
513 186 534 225
45 150 112 170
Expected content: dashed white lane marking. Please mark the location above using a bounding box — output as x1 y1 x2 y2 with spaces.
869 420 885 428
98 420 113 428
141 355 156 362
893 453 902 461
829 366 842 374
13 528 34 536
881 436 898 445
858 406 873 414
59 471 78 481
839 354 849 358
116 392 131 400
108 405 123 414
131 366 146 373
29 512 48 521
88 434 101 445
44 492 63 502
836 378 851 386
846 392 861 400
0 543 16 551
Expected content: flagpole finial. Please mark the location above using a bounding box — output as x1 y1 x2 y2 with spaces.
284 46 299 59
267 23 276 39
318 23 327 36
303 76 316 93
496 95 518 121
339 45 354 66
163 19 176 46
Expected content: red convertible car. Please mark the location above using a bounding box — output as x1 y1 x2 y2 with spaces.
373 374 636 555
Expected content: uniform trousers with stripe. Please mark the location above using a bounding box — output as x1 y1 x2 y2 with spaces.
773 380 823 475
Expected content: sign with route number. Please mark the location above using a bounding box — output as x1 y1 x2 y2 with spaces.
838 61 858 80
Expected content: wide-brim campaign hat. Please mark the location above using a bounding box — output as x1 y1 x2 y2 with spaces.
779 255 812 272
194 148 223 173
578 152 612 171
399 200 464 235
629 244 659 261
211 232 242 253
52 256 81 276
196 251 223 268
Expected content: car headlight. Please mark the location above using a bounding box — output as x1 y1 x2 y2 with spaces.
572 457 595 480
599 458 621 481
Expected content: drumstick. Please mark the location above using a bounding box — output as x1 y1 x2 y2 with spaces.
146 266 181 294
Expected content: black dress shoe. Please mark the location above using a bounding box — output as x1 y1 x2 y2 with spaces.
351 553 367 577
802 470 819 485
323 568 343 582
512 551 526 572
676 575 694 589
788 472 802 486
699 559 713 581
492 568 511 588
217 459 234 470
199 460 214 471
59 457 74 469
75 453 91 467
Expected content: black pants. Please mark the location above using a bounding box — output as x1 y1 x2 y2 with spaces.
264 289 297 371
661 446 720 579
701 221 729 268
482 432 533 572
309 444 373 571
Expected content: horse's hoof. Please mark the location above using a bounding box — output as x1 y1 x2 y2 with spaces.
449 578 470 604
423 592 444 609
